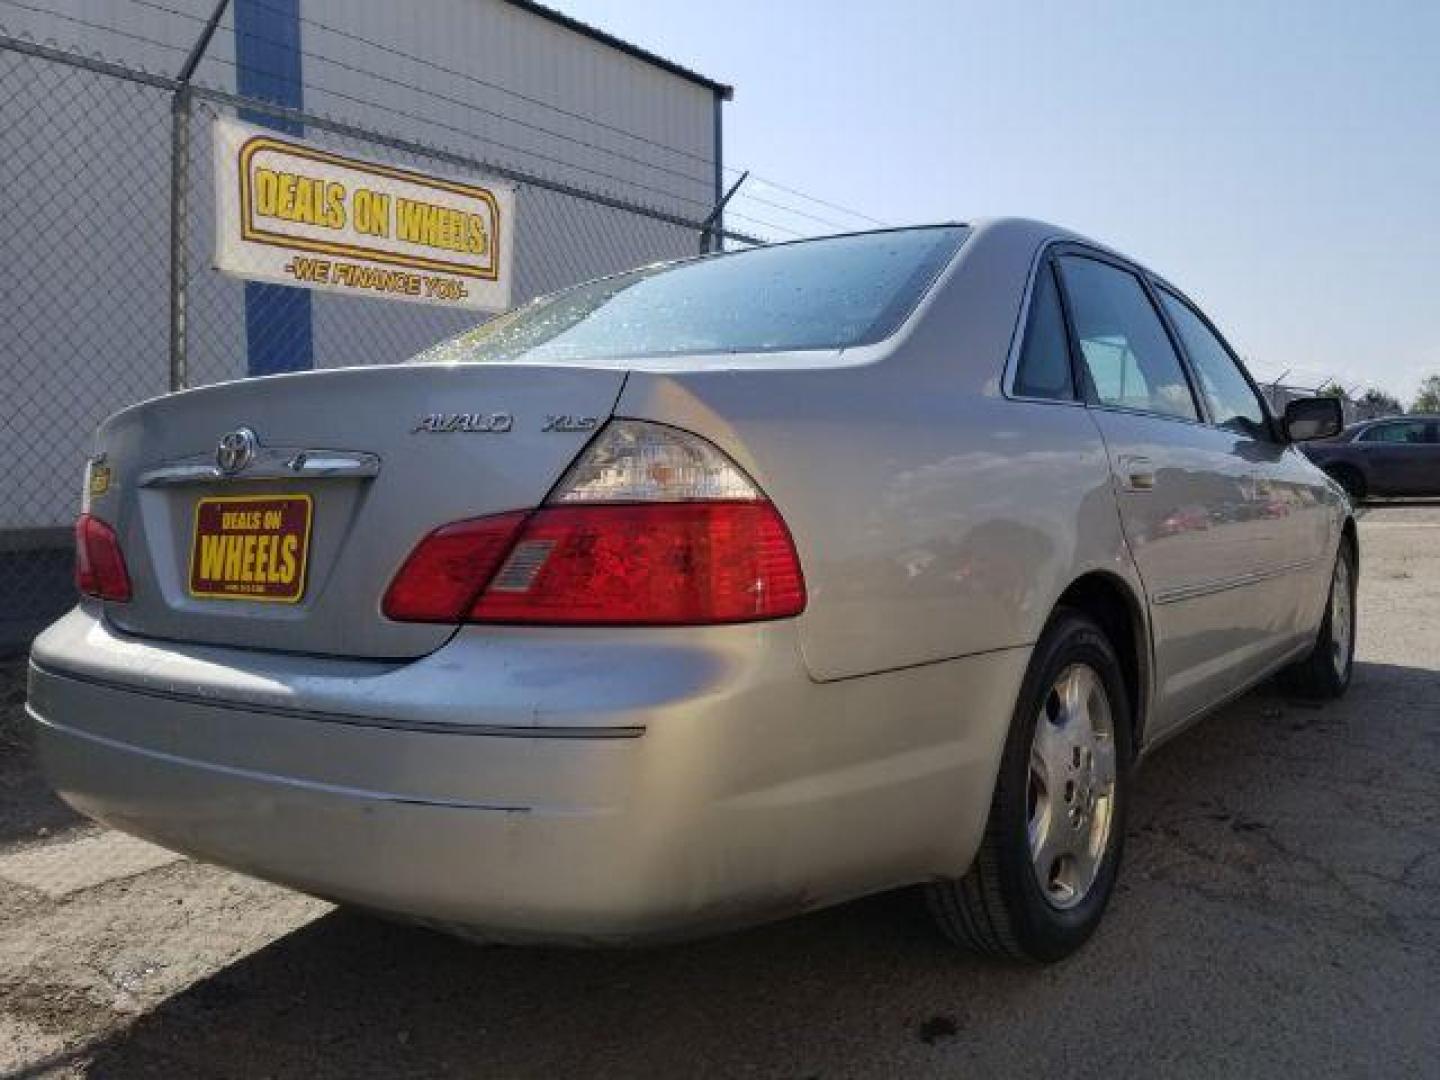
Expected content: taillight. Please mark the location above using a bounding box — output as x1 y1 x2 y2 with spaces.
381 511 528 622
473 501 803 624
383 421 806 626
75 513 132 602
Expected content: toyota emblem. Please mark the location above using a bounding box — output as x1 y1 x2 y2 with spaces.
216 428 258 475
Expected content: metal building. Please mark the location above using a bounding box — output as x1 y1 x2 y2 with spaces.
0 0 732 647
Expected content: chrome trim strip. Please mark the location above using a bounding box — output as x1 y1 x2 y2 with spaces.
1151 557 1321 606
137 464 222 487
138 448 381 487
31 661 645 740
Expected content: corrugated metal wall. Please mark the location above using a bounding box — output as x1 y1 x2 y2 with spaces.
0 0 719 209
301 0 716 218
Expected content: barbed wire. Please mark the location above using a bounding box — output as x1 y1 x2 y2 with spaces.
142 0 889 232
123 0 722 192
204 0 727 172
727 191 861 233
744 177 888 228
0 0 188 55
2 0 886 236
0 0 725 212
1 1 710 210
717 210 804 239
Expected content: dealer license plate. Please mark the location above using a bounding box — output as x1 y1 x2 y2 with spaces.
188 494 313 603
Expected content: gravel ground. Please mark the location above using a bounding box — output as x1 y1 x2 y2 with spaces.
3 505 1438 1079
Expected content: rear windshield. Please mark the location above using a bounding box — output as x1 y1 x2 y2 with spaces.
414 226 966 365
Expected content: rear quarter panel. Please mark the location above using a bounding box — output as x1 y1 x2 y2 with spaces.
618 220 1142 683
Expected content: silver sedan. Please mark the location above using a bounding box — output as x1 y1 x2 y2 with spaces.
28 218 1356 961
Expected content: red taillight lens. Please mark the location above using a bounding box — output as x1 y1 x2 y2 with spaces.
472 501 805 625
74 513 132 601
381 511 529 622
383 502 806 626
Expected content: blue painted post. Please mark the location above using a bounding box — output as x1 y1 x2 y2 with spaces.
234 0 313 376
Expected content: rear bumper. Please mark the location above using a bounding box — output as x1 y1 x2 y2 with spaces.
28 607 1027 943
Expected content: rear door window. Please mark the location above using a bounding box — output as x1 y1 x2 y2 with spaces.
1360 421 1429 443
1156 288 1269 438
1013 262 1075 401
1056 256 1199 421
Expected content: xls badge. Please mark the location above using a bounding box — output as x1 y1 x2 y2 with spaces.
542 415 599 433
412 412 514 434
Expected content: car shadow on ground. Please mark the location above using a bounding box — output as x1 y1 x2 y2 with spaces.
26 660 1440 1078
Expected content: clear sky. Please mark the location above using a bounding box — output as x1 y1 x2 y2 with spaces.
559 0 1440 404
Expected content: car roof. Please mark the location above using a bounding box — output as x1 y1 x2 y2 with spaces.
1344 415 1439 436
692 219 1128 278
1354 415 1439 426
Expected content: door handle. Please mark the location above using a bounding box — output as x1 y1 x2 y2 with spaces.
1117 455 1156 492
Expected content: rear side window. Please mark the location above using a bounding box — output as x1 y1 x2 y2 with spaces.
1157 289 1268 438
1359 421 1429 444
1013 263 1075 401
1057 256 1199 422
414 227 967 365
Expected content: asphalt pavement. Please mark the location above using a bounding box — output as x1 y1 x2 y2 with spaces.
2 504 1437 1078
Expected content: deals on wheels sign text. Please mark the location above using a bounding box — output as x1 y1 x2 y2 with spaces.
213 118 514 311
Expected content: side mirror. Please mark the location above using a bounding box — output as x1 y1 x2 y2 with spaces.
1283 396 1344 442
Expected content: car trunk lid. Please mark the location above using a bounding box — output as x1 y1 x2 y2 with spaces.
92 363 625 658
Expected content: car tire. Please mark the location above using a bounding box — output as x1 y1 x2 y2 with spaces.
927 608 1131 963
1281 537 1357 700
1326 465 1367 503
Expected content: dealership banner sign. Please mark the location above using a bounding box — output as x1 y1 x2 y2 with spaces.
213 118 514 311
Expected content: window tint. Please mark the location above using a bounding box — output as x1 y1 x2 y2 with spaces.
1360 421 1429 444
1157 289 1268 438
414 227 966 365
1056 257 1198 421
1013 263 1074 400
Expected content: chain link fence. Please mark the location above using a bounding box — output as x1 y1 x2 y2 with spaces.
0 33 758 650
0 41 176 649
